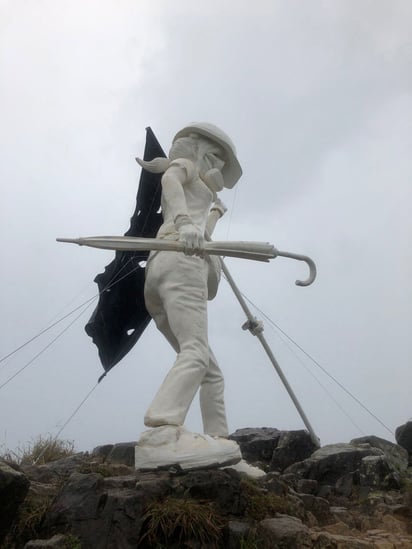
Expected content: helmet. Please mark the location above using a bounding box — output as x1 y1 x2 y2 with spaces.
173 122 242 188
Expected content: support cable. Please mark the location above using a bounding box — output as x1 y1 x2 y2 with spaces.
239 290 394 436
33 380 100 465
0 256 136 366
0 299 97 391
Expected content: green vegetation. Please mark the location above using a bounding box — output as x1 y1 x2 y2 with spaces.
140 496 224 548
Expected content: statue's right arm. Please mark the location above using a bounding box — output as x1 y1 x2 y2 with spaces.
161 163 204 255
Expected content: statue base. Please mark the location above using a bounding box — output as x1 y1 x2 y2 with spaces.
135 425 242 472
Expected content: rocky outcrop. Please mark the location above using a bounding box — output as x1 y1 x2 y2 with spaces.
396 421 412 464
229 427 318 471
0 459 30 545
1 428 412 548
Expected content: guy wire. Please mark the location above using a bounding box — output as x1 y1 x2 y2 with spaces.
239 289 394 436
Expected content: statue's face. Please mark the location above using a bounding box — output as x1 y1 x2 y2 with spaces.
198 141 226 193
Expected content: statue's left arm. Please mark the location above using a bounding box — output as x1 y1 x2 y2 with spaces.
205 198 227 238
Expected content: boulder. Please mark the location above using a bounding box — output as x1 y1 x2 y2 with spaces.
0 459 30 544
45 472 144 548
177 468 247 516
106 442 136 466
92 444 114 460
395 421 412 460
257 515 311 548
359 455 400 490
224 520 252 549
284 443 383 486
351 435 408 472
270 430 318 472
229 427 281 465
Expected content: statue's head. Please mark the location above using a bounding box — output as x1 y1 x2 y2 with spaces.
136 123 242 193
172 123 242 189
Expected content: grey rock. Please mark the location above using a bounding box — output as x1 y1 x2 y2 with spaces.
24 534 69 548
351 435 408 472
257 515 311 548
45 472 145 548
335 472 355 497
270 430 318 472
92 444 114 460
296 478 318 495
229 427 281 464
106 442 136 466
359 455 400 489
0 459 30 544
177 468 247 515
395 421 412 459
298 494 332 525
224 520 252 549
285 443 383 485
317 484 333 499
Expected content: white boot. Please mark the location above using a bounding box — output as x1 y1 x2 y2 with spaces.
223 459 266 478
135 425 242 471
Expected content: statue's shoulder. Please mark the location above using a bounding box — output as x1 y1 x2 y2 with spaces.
168 157 197 184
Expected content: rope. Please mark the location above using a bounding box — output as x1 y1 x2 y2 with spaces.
33 380 100 465
238 290 394 436
0 299 97 391
258 316 366 435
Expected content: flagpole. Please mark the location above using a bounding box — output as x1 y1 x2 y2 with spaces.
219 257 320 446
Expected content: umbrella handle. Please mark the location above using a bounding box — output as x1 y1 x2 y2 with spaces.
276 250 317 287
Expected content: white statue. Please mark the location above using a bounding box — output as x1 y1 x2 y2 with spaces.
134 123 244 470
57 123 318 473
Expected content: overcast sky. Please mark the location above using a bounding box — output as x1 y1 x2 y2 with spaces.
1 0 411 454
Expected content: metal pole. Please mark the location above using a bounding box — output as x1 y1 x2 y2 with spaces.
220 258 320 446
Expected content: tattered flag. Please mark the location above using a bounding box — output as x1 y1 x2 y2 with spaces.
85 128 165 373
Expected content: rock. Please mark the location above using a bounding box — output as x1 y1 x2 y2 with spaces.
92 444 114 460
45 472 145 548
229 427 281 465
351 435 409 472
311 531 373 547
270 430 318 472
224 520 252 549
395 421 412 460
24 534 69 548
335 472 355 497
177 468 247 516
297 478 318 495
359 455 400 490
257 515 311 548
106 442 136 466
298 494 332 525
0 459 30 544
285 443 383 485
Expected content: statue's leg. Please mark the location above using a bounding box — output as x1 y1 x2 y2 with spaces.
199 348 229 437
144 252 210 428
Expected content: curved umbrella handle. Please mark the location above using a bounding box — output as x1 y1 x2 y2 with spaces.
276 250 317 287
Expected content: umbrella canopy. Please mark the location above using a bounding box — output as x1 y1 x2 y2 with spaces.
85 127 165 373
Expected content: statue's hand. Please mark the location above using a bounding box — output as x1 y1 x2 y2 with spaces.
175 215 204 256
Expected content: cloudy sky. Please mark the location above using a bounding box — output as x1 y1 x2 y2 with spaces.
1 0 411 454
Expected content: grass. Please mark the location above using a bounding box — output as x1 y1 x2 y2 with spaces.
140 496 224 548
1 435 76 466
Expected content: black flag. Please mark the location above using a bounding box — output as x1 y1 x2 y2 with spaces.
85 128 166 373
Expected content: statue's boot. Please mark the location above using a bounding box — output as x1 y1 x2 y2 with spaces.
135 425 241 471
